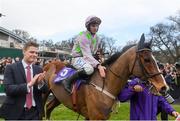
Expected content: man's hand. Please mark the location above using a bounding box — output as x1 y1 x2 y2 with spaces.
27 74 41 87
98 65 106 78
172 111 179 117
133 85 144 92
37 71 46 83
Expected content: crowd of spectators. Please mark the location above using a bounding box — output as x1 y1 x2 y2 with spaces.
0 57 69 74
0 57 180 98
158 62 180 99
158 62 180 87
0 57 18 74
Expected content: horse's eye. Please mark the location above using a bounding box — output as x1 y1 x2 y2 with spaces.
144 58 151 63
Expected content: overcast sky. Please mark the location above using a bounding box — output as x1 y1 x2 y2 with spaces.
0 0 180 46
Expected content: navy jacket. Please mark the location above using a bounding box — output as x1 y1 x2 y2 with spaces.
0 61 48 120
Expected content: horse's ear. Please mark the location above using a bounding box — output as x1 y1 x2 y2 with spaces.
147 39 152 49
137 33 152 51
138 33 145 51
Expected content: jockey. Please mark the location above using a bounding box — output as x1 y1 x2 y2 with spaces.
62 15 106 93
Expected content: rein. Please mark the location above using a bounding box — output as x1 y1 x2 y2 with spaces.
109 67 123 79
89 59 127 100
91 47 163 100
90 63 128 100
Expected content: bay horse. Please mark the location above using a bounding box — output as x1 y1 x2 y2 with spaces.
43 34 168 120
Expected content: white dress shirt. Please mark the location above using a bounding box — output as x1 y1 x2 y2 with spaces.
22 60 36 107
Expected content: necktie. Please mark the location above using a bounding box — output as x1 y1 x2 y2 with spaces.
26 65 32 109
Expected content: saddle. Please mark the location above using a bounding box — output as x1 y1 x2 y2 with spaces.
53 66 89 111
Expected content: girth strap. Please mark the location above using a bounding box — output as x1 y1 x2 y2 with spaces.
71 83 78 112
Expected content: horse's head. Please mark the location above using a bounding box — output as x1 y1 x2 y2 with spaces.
129 34 168 95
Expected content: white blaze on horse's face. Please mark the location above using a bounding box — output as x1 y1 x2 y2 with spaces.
149 55 168 93
139 51 168 93
135 33 168 94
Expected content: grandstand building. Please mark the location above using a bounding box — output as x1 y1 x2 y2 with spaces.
0 27 25 57
0 26 70 59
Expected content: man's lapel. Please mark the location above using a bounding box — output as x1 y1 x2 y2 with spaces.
18 62 26 82
32 65 37 77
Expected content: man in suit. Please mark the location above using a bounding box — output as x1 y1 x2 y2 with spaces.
0 41 48 120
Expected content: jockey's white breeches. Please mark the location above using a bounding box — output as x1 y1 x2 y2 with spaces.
71 57 94 75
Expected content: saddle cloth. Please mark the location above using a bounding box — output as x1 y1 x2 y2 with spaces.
53 67 84 89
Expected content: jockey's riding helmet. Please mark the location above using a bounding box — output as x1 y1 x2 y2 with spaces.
85 15 101 29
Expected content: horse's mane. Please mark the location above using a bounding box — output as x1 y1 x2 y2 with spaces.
43 60 66 74
103 44 136 66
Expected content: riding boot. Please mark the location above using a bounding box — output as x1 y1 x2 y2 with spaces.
62 70 85 93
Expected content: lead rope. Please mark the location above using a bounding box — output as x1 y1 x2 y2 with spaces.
76 113 80 120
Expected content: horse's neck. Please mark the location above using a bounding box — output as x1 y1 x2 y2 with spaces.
104 47 136 97
89 47 135 99
106 54 130 95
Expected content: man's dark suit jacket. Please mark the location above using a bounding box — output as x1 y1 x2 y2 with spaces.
0 61 48 120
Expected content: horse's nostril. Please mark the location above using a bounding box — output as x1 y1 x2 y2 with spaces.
161 86 167 91
160 86 167 95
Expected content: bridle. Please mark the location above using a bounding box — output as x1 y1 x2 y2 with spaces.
108 47 162 81
91 47 163 100
129 48 162 80
108 47 163 95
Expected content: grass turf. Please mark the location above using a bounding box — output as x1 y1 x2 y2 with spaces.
49 102 180 120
